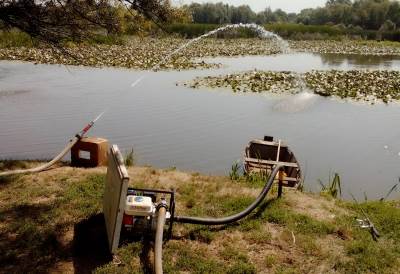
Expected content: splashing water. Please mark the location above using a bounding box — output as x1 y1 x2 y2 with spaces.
272 70 318 113
152 23 315 112
127 23 314 113
152 23 290 71
273 88 317 113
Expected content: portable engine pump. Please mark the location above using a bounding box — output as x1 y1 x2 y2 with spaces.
121 188 175 238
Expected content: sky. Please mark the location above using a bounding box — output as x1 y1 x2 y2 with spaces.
172 0 328 13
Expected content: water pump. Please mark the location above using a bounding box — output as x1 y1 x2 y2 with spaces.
104 144 281 274
121 188 175 239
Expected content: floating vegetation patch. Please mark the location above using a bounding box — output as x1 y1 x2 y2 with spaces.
185 70 400 104
0 44 215 70
2 38 399 70
185 71 301 93
291 40 400 56
305 70 400 103
0 38 280 70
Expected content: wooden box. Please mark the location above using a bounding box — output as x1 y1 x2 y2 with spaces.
71 137 109 167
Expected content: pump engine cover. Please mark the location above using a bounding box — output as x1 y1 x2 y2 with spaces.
125 196 154 216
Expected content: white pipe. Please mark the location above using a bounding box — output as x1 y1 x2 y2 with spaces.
0 137 79 177
154 206 167 274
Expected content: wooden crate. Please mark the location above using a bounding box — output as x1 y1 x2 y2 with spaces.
71 137 109 167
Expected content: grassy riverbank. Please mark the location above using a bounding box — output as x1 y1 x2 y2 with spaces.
0 161 399 273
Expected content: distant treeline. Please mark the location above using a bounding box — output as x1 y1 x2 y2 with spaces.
166 23 400 41
184 0 400 32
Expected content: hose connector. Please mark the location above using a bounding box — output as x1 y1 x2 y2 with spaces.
157 198 168 211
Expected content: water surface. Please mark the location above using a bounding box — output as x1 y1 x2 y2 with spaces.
1 52 400 200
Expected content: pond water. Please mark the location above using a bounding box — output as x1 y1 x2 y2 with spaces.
1 52 400 200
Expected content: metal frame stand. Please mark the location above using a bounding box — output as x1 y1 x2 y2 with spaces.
127 187 176 240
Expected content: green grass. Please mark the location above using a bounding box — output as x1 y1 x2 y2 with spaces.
347 201 400 241
262 199 336 235
275 266 300 274
0 173 107 272
319 173 342 199
243 229 272 244
296 234 322 256
0 30 36 48
340 239 398 274
333 200 400 273
264 254 277 268
219 245 256 274
0 30 125 48
1 163 400 273
60 174 105 219
124 148 136 167
229 161 241 181
187 225 216 243
94 242 143 273
0 159 30 171
227 261 256 274
163 242 225 273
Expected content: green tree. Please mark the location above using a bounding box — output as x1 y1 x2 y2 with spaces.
0 0 173 43
379 19 396 31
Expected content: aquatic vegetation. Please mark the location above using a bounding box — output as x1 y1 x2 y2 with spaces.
2 37 400 70
186 71 300 93
186 69 400 104
124 148 135 167
319 173 342 199
291 40 400 56
380 183 399 201
229 161 241 181
305 70 400 103
0 37 280 70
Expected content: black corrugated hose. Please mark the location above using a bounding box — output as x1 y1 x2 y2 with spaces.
174 165 281 225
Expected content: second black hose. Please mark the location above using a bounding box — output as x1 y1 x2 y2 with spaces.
174 165 281 225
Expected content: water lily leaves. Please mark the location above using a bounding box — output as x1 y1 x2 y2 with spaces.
185 69 400 104
0 37 281 71
291 40 400 56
